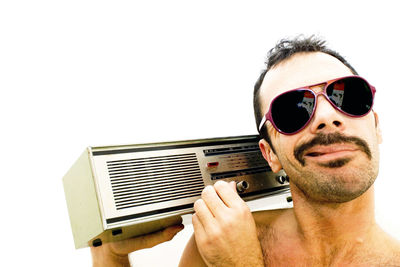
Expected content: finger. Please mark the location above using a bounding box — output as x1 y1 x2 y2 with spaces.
192 213 206 244
201 185 229 218
213 180 244 209
193 198 216 230
111 224 184 255
229 181 237 192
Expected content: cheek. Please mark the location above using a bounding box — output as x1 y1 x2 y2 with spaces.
356 115 380 146
266 121 280 141
274 136 298 165
365 127 381 160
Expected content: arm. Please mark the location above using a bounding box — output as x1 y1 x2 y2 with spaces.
91 224 184 267
179 234 208 267
189 181 265 267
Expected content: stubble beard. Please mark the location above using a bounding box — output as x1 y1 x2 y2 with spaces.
291 161 378 203
288 132 378 203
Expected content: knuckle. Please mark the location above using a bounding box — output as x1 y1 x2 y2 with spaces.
197 228 222 248
199 236 214 248
241 203 251 212
238 204 251 216
193 199 203 211
207 227 222 241
201 185 213 198
214 180 227 190
231 203 250 218
220 217 235 228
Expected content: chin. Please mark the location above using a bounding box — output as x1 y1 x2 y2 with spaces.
310 174 376 203
292 163 378 204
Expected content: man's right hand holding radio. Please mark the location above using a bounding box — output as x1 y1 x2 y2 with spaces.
191 181 264 267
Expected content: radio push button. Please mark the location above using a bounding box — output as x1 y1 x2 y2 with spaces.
207 162 219 168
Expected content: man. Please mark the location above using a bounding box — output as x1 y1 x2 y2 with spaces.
178 36 400 266
91 36 400 266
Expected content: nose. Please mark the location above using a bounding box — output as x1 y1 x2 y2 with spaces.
308 93 346 134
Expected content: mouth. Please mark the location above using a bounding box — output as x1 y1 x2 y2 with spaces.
304 145 357 162
293 132 372 167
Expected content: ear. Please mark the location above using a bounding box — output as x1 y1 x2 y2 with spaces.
259 139 282 173
373 111 382 144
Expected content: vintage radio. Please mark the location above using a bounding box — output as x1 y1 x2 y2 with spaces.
63 135 290 248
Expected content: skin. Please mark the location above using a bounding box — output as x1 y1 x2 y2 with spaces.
179 52 400 266
91 224 184 266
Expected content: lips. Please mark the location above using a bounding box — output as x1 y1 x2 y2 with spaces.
304 145 358 161
293 132 372 167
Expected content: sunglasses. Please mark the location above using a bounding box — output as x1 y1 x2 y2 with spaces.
258 76 376 135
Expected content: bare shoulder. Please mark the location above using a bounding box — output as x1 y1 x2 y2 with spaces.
347 226 400 266
252 208 296 244
387 241 400 265
371 227 400 265
252 208 292 227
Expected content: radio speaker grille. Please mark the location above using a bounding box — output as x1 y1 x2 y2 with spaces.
107 153 204 210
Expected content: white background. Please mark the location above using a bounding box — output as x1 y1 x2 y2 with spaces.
1 1 399 266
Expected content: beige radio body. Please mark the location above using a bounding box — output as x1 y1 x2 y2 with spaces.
63 135 290 248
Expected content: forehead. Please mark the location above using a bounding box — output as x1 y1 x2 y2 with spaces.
259 52 354 114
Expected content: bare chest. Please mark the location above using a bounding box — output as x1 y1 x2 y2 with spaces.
258 226 310 266
257 226 400 267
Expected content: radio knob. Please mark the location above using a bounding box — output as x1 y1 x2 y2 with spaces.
236 181 249 193
276 175 287 184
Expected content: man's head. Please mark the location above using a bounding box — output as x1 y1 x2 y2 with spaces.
254 35 382 203
254 36 359 150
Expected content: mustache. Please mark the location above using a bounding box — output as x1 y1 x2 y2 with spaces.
293 132 372 166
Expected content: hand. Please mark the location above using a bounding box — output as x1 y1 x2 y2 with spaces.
192 181 264 267
91 224 184 267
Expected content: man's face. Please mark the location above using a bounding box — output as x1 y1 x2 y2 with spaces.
258 52 382 203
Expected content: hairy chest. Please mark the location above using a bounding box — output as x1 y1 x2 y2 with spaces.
257 226 399 267
258 226 309 266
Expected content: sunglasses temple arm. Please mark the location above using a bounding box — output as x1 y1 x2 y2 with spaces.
258 115 267 132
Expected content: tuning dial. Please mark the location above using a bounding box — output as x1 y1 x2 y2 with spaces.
276 175 288 184
236 181 249 193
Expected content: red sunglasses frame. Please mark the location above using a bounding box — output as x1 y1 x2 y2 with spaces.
258 75 376 135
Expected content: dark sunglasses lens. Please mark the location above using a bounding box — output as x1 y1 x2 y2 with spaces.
327 77 373 116
271 90 315 133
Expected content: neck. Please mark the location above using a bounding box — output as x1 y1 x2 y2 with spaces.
290 183 377 258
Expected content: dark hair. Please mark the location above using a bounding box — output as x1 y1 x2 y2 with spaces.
253 35 358 152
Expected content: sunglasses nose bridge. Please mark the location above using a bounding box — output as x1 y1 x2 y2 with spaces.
314 90 333 103
314 90 329 99
311 91 336 115
308 82 328 101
